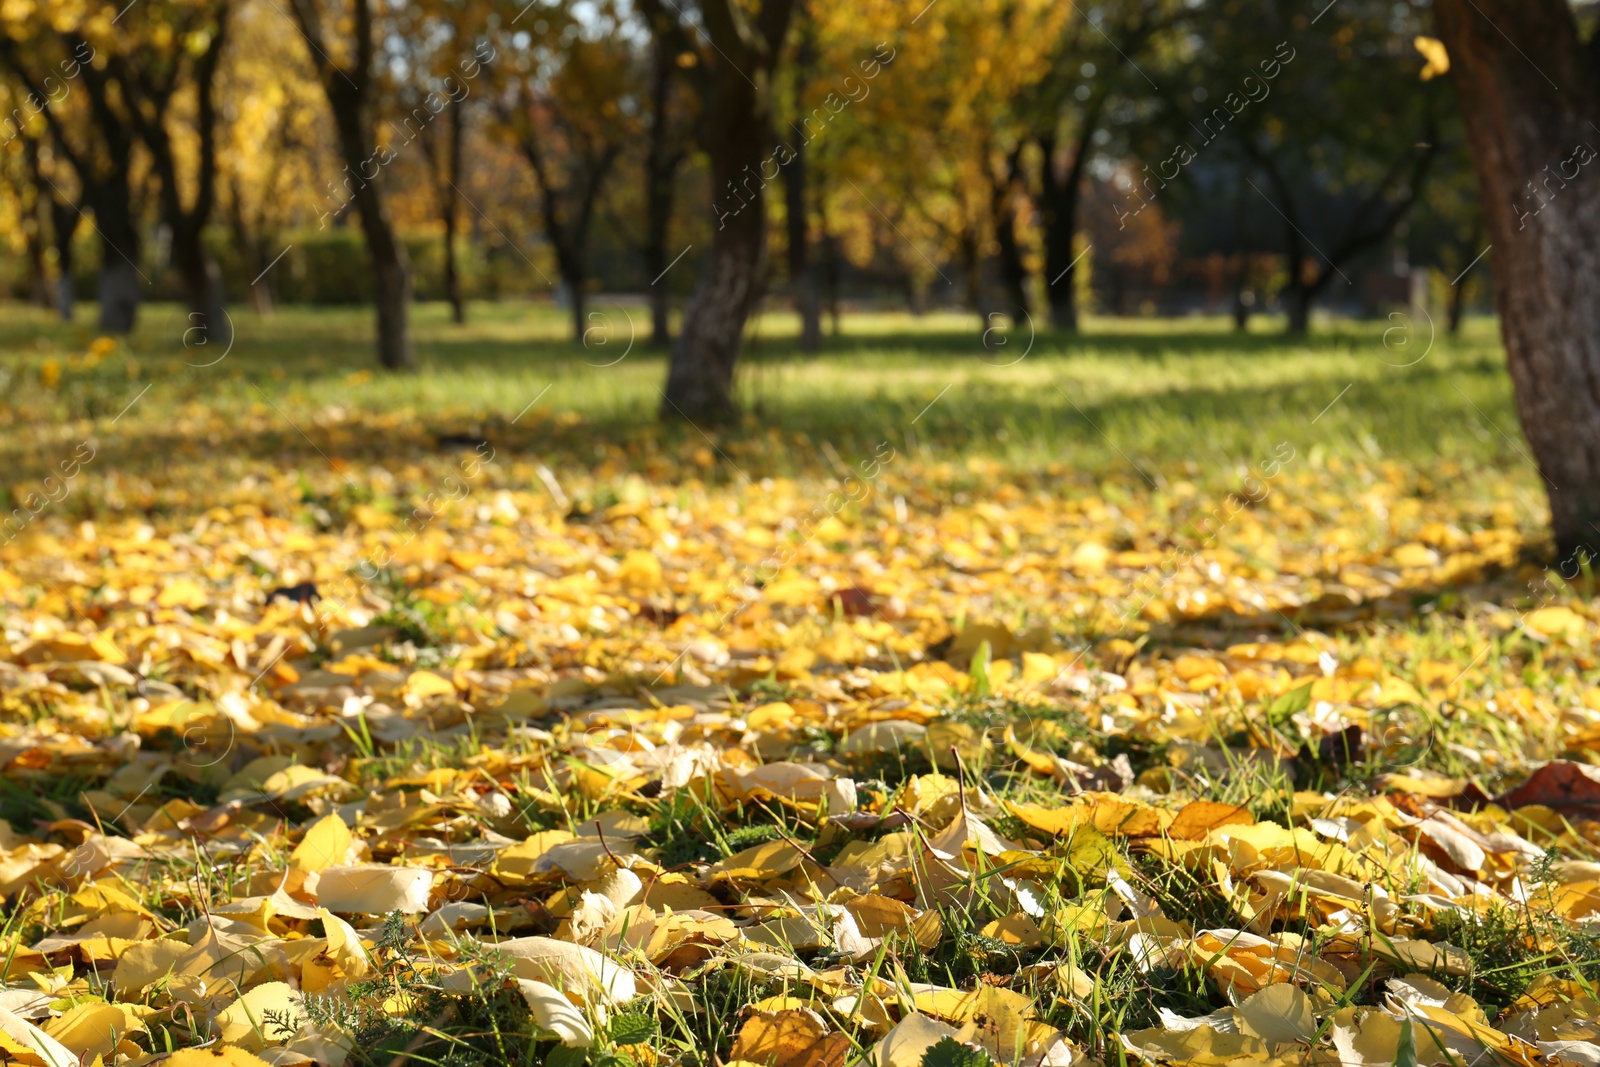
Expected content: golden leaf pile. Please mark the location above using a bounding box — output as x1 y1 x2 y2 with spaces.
2 355 1600 1066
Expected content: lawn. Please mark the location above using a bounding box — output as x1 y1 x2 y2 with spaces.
0 301 1594 1066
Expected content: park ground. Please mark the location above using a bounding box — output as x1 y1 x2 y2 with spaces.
0 303 1597 1065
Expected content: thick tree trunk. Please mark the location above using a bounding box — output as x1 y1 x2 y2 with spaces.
290 0 414 371
92 178 140 333
1038 122 1095 332
663 142 766 420
646 0 798 421
172 224 232 348
1434 0 1600 557
371 246 414 371
661 85 771 420
341 137 414 370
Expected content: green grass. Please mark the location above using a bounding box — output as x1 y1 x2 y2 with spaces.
0 299 1535 522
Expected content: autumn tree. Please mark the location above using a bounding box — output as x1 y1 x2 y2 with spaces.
636 0 801 422
832 0 1069 328
106 0 233 346
1431 0 1600 556
386 0 492 327
490 0 635 345
1026 0 1179 331
639 7 694 349
1145 0 1444 334
215 6 327 315
286 0 418 370
0 8 142 331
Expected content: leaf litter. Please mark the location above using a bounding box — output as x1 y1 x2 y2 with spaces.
1 387 1600 1066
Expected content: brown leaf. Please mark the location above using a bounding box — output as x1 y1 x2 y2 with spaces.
1496 760 1600 811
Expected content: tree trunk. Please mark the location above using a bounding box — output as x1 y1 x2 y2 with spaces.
643 32 682 350
782 138 822 352
443 214 464 325
174 238 232 349
1284 285 1311 335
443 94 465 325
1037 117 1096 332
1434 0 1600 557
289 0 415 371
1232 261 1253 331
92 177 140 333
993 146 1030 327
1447 270 1468 334
566 263 588 348
662 130 767 420
341 145 414 370
370 243 415 371
783 5 821 353
51 195 77 320
645 0 798 421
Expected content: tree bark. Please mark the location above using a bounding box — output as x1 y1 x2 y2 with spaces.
1434 0 1600 557
18 138 51 308
643 30 685 350
1037 118 1097 331
91 177 141 333
289 0 415 370
783 2 821 353
51 197 78 321
1232 256 1253 331
440 94 466 325
663 125 769 420
993 144 1030 327
642 0 800 422
782 137 822 352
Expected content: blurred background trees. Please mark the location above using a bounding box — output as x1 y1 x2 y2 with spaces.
0 0 1474 379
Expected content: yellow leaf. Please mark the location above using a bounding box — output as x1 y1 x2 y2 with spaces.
290 813 352 873
1414 35 1449 80
157 578 209 610
1167 801 1254 840
314 865 434 914
405 670 457 698
617 550 664 592
1526 606 1587 640
42 1002 136 1060
1235 983 1316 1046
214 982 302 1051
517 978 594 1048
161 1048 274 1067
